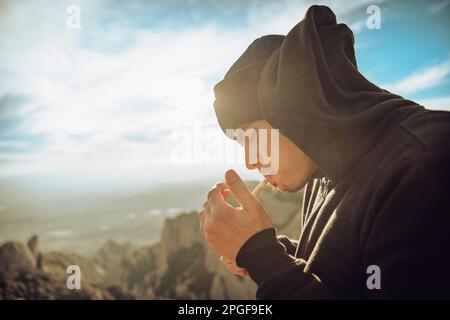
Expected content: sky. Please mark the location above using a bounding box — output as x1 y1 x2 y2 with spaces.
0 0 449 188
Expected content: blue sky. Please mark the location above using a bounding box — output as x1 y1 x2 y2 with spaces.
0 0 448 186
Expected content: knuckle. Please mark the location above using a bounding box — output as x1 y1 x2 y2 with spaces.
207 188 217 200
215 183 225 189
203 222 215 235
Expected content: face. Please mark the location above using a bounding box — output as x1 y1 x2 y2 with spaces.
239 119 317 192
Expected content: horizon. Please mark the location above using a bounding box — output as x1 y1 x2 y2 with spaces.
0 0 449 186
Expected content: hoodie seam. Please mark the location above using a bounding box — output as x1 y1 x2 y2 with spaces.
399 123 428 152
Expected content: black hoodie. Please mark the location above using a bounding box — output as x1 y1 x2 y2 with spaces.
214 5 450 299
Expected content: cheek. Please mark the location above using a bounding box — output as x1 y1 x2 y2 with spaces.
277 143 315 181
270 148 291 178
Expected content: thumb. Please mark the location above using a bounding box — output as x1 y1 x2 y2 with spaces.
225 169 256 209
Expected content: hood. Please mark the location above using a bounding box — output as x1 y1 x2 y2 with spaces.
214 5 423 182
213 35 285 132
259 5 422 181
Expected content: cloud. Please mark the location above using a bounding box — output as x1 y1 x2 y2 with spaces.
416 96 450 111
0 94 47 153
382 61 450 95
0 0 422 179
428 0 450 15
0 94 28 121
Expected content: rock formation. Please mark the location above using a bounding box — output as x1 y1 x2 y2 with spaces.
0 182 302 299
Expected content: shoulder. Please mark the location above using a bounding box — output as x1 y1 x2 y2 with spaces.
372 150 450 199
362 150 450 245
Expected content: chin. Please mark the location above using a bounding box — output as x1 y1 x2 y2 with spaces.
267 175 302 193
270 180 294 193
280 179 307 193
269 173 310 193
280 184 298 193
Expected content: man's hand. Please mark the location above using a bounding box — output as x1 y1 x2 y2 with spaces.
199 169 274 263
220 256 249 277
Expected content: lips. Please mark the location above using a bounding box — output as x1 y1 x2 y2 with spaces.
264 175 282 191
264 176 275 185
269 180 281 191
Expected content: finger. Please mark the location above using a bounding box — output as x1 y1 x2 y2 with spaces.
225 169 255 209
213 184 232 198
203 203 219 235
221 256 245 271
226 263 248 277
221 256 238 270
203 202 212 223
222 189 233 201
207 184 226 209
214 182 226 190
220 255 231 264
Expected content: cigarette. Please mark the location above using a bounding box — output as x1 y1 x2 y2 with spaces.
251 177 269 197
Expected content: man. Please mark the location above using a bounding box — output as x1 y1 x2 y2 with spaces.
199 5 450 299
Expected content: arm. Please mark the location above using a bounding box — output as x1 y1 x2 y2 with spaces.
235 175 335 299
235 176 335 299
237 152 450 299
236 228 335 299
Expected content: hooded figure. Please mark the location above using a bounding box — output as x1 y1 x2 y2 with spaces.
213 5 450 299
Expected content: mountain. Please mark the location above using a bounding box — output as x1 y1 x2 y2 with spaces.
0 183 303 299
0 241 118 299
